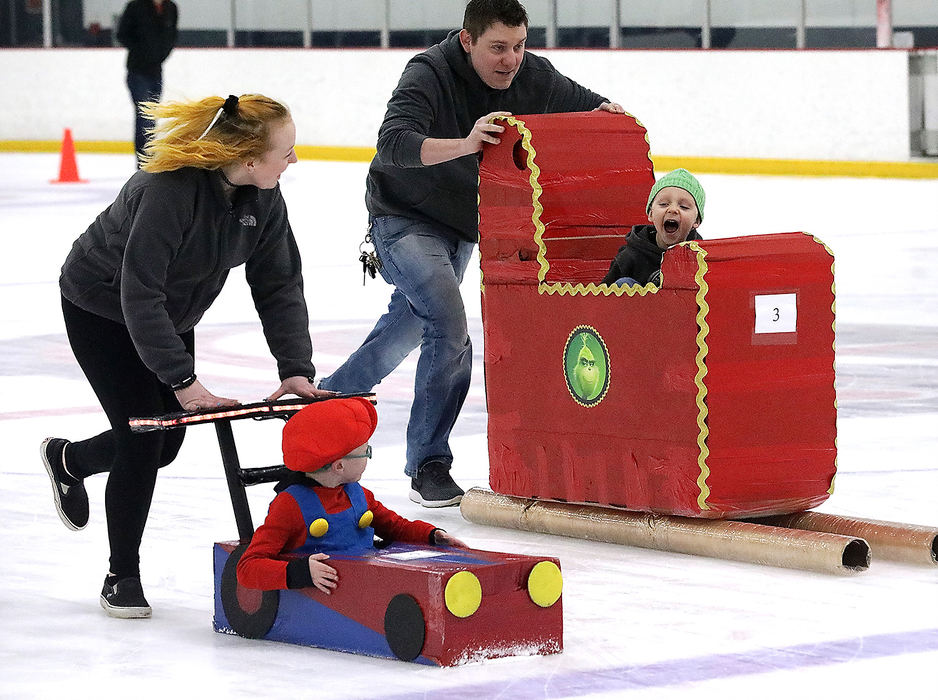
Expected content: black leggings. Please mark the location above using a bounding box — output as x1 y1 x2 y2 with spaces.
62 297 193 578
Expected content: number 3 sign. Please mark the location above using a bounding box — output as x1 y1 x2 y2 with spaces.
754 293 797 334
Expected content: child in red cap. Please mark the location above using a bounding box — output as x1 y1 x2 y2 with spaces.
237 397 466 593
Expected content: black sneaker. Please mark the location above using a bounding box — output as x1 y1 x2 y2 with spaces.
410 460 464 508
100 576 152 619
40 437 89 531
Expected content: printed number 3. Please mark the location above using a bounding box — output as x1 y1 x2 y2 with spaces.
754 293 797 334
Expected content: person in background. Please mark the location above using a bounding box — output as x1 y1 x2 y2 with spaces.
318 0 625 508
237 397 467 593
601 168 706 288
41 93 331 619
117 0 178 166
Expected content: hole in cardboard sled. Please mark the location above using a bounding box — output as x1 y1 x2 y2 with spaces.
512 139 527 171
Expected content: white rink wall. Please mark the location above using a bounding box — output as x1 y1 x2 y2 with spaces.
0 47 911 161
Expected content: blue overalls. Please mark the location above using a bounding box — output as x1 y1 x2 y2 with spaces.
285 483 375 554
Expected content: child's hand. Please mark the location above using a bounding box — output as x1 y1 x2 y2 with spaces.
308 553 338 594
434 530 468 549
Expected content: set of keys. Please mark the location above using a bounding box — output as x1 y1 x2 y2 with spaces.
358 233 382 285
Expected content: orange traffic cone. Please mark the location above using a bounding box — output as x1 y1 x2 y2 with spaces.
51 128 87 184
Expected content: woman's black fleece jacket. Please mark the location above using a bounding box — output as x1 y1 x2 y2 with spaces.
59 167 315 387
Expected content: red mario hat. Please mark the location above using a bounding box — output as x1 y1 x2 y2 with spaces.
282 397 378 472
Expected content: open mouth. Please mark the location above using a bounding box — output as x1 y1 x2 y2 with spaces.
663 219 680 234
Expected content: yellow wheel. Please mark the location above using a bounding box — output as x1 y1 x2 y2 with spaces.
444 571 482 618
527 561 562 607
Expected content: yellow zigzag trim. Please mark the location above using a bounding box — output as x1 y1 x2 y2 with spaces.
495 116 549 285
687 241 712 511
476 152 484 294
809 232 838 495
537 281 659 296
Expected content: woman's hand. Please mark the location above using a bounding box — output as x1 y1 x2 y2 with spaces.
175 379 239 412
265 375 337 402
308 553 338 594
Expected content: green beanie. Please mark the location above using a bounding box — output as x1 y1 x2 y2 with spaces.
646 168 705 223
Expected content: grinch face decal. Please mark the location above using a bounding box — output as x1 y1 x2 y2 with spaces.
563 326 609 406
575 341 598 396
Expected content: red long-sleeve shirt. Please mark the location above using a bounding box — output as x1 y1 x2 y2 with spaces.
237 482 437 591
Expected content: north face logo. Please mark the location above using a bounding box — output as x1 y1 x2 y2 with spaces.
239 214 257 227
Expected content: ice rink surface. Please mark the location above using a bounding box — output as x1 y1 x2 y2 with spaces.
1 152 936 699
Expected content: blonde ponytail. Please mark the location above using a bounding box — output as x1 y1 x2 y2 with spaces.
139 94 291 173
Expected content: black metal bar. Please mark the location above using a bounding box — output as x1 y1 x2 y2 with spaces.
240 465 292 486
129 395 376 542
214 420 255 541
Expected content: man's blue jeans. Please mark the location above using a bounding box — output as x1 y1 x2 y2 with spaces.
127 71 162 166
319 215 475 477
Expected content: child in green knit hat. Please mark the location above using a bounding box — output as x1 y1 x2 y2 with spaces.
601 168 705 288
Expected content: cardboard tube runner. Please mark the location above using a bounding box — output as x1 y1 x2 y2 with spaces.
460 489 870 575
751 512 938 566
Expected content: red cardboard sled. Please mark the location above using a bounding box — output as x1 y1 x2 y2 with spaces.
478 112 836 519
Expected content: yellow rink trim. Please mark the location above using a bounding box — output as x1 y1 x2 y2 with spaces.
0 140 377 162
2 139 937 178
650 154 938 179
294 145 376 162
0 139 135 154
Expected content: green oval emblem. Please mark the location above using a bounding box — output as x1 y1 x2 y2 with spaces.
563 326 609 407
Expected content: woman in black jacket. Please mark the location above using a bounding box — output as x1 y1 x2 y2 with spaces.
41 93 330 618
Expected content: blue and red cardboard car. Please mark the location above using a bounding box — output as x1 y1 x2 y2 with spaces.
214 540 563 666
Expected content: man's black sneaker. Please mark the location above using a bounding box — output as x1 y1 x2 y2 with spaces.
100 576 152 619
410 460 464 508
40 437 89 531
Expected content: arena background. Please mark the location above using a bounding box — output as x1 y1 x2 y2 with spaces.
1 2 936 698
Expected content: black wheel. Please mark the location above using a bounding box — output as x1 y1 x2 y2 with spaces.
220 543 279 639
384 594 426 662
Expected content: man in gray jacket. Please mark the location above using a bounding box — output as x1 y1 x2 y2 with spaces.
319 0 625 507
